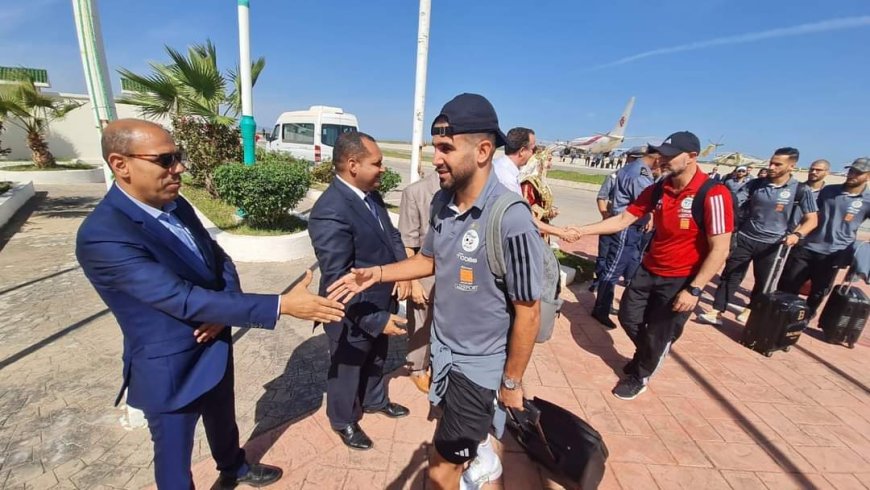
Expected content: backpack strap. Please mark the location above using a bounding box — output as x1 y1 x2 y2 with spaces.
485 192 531 281
690 178 721 233
649 180 665 211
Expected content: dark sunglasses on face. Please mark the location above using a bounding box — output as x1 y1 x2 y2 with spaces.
125 152 184 169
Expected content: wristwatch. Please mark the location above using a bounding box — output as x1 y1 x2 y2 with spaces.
502 375 522 391
685 286 703 297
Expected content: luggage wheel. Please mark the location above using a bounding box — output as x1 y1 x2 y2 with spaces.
848 342 855 349
764 351 773 358
783 346 791 353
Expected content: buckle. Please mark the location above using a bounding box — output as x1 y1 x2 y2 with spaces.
431 125 454 137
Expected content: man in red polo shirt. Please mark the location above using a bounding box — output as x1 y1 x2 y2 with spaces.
569 131 734 400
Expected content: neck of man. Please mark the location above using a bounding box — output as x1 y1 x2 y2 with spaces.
770 172 791 186
806 179 824 191
844 181 866 195
507 153 524 169
670 164 698 192
453 167 491 212
117 180 165 209
337 171 369 193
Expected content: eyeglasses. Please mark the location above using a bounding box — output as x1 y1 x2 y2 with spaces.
124 152 184 169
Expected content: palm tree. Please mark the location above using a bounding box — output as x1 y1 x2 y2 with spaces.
118 40 265 126
0 72 82 168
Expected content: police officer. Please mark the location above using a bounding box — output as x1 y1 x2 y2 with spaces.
778 157 870 318
590 171 618 293
590 146 658 330
568 131 735 400
697 147 819 326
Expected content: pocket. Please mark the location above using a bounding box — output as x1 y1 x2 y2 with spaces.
143 336 199 359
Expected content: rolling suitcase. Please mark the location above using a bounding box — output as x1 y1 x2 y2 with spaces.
741 244 809 357
507 397 608 489
819 270 869 349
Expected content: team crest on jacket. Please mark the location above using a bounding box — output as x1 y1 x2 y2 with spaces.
779 190 792 199
462 230 480 252
851 200 863 209
681 197 694 209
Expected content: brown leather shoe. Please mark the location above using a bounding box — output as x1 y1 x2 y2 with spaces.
410 371 430 394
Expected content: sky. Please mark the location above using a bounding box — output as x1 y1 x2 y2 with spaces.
1 0 869 169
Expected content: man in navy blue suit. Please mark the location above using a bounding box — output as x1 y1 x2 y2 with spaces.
76 119 345 489
308 131 411 450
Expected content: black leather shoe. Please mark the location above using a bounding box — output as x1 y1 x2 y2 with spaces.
591 311 617 330
364 402 410 418
218 463 283 488
334 423 373 450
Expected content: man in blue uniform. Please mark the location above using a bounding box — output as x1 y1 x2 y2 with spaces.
591 146 658 329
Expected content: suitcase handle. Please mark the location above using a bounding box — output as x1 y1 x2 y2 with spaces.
763 243 792 295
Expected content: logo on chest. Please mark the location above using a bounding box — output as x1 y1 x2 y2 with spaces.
461 229 480 252
677 195 695 227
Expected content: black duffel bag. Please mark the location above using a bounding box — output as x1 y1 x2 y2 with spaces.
506 397 608 489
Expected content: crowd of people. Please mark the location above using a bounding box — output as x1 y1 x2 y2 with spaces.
73 91 868 490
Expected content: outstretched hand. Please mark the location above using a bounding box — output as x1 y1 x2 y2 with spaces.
280 270 345 323
327 267 379 303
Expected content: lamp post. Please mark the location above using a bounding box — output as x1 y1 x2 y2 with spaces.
237 0 256 165
409 0 431 183
72 0 116 188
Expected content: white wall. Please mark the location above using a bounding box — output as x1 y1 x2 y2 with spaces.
1 93 169 164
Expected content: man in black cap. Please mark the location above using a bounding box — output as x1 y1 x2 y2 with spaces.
568 131 734 400
778 157 869 318
327 93 544 489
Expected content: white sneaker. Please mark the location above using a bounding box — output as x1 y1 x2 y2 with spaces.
460 437 503 490
696 311 722 326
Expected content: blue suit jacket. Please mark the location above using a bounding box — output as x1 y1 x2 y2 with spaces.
75 185 279 413
308 179 406 342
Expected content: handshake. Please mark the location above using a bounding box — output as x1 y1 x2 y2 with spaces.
554 225 587 243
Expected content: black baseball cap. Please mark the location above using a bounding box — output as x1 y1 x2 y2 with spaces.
431 93 507 147
648 131 701 157
846 157 870 173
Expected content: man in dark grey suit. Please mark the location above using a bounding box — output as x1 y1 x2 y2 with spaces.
308 131 410 450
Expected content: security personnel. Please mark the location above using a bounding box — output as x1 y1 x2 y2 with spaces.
778 157 870 317
697 147 818 326
568 131 734 400
591 171 618 293
590 146 657 329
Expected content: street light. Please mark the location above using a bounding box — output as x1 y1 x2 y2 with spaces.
237 0 256 166
409 0 431 183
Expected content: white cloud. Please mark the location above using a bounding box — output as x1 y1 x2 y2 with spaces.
592 16 870 70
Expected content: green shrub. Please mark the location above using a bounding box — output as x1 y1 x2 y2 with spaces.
378 167 402 195
310 162 335 184
213 162 311 228
173 116 242 196
255 147 307 166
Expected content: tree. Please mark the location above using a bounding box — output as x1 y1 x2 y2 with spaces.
118 40 266 194
118 40 265 125
0 72 82 168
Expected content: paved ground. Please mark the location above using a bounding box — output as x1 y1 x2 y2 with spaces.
2 183 869 489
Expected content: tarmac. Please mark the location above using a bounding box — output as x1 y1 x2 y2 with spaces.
0 183 868 489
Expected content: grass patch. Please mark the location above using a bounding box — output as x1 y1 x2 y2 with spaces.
0 181 11 194
3 162 96 171
555 249 595 283
180 182 307 236
381 149 412 160
547 170 606 185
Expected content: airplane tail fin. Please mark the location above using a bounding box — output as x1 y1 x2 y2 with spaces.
609 97 635 137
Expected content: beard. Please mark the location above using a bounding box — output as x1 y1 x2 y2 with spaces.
438 159 475 192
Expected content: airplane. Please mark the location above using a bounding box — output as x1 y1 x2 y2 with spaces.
548 97 640 156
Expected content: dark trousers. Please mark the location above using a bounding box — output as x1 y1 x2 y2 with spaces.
778 246 849 316
617 267 692 381
712 234 780 312
593 233 617 287
626 231 654 282
327 331 389 429
143 357 246 489
594 225 644 316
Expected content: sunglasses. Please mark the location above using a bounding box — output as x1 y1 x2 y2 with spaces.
124 151 184 169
